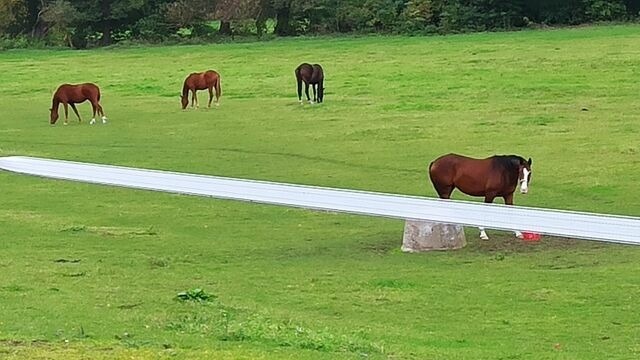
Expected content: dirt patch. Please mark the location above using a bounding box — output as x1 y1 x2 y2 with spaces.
465 231 615 254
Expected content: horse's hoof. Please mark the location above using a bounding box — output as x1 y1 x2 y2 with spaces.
89 119 96 125
480 235 489 240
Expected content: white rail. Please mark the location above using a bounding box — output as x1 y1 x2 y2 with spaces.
1 156 639 245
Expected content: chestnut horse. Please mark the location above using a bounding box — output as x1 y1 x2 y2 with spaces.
429 153 532 240
50 83 107 125
295 63 324 104
181 70 221 109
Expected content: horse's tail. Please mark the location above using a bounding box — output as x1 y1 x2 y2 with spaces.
428 161 436 179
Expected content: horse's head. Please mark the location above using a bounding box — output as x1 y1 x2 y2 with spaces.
49 108 58 124
518 158 532 194
180 94 189 109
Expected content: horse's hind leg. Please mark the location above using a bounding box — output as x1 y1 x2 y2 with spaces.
312 84 317 103
297 78 303 104
479 194 497 240
97 103 107 123
70 103 81 123
432 183 454 200
89 101 98 124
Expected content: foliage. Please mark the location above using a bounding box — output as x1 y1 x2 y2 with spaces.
40 0 80 47
0 0 636 47
584 0 627 21
175 288 216 302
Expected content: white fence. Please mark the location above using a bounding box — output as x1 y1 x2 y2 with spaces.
1 155 639 245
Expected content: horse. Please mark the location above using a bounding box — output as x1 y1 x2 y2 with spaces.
50 83 107 125
428 153 532 240
295 63 324 104
181 70 221 109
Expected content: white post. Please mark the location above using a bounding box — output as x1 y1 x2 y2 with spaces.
401 220 466 252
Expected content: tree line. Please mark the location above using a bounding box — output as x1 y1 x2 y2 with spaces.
0 0 638 48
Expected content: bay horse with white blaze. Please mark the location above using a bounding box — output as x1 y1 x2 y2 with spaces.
429 153 532 240
295 63 324 104
181 70 221 109
50 83 107 125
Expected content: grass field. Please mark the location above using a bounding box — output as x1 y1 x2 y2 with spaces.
1 25 640 359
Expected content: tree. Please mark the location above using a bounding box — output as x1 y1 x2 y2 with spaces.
273 0 293 35
214 0 269 36
41 0 80 47
0 0 28 35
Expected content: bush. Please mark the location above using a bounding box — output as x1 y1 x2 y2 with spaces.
584 0 627 21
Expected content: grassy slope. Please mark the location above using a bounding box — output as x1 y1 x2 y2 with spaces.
1 25 639 359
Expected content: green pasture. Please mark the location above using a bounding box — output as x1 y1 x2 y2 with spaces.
1 25 640 359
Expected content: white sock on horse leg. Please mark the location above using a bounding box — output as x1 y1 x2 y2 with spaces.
514 231 523 239
479 227 489 240
90 118 96 125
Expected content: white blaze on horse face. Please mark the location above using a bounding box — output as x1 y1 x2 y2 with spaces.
520 168 530 194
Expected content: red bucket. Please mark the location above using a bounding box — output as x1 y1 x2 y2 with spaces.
522 232 541 241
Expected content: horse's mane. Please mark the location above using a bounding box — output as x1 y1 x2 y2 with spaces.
492 155 526 184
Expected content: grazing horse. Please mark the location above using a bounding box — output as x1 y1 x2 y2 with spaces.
50 83 107 125
295 63 324 104
429 153 532 240
181 70 221 109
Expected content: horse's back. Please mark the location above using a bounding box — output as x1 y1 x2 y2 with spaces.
311 64 324 83
54 83 100 102
185 71 218 89
295 63 313 80
203 70 220 82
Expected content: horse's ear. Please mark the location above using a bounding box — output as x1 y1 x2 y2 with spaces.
527 158 532 165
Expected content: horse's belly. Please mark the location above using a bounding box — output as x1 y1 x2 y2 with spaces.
454 175 487 197
457 187 486 197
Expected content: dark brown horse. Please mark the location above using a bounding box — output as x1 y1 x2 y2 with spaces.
429 153 532 240
295 63 324 104
181 70 221 109
50 83 107 125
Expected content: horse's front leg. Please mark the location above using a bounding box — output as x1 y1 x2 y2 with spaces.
191 91 197 108
63 103 69 125
208 87 214 108
304 83 312 103
312 84 317 103
70 103 82 123
503 193 523 238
